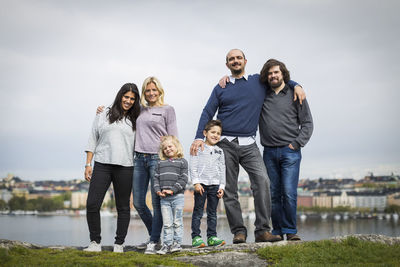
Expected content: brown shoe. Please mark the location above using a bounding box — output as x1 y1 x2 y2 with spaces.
255 232 282 242
286 234 301 241
232 233 246 244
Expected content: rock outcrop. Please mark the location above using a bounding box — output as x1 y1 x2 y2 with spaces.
1 235 399 267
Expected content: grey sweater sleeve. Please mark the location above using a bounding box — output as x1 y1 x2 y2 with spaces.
85 114 101 153
292 99 314 149
172 159 188 194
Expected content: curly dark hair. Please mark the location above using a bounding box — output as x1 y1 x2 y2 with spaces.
107 83 141 131
259 59 290 86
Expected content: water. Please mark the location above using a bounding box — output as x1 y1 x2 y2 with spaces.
1 214 399 246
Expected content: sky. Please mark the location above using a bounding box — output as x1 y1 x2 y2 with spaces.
0 0 399 181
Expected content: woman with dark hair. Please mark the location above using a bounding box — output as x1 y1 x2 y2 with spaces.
84 83 141 253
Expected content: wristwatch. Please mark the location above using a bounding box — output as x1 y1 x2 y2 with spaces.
85 163 92 167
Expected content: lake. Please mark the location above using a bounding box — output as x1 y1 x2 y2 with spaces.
1 214 399 246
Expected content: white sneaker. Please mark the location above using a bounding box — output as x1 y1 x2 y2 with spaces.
170 242 182 253
113 244 124 253
136 238 150 250
83 241 101 252
157 244 170 255
144 241 157 254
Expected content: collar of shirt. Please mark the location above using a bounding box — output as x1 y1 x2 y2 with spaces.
268 84 289 96
221 136 256 145
229 74 248 84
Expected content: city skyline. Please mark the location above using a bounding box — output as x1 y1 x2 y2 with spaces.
1 0 399 181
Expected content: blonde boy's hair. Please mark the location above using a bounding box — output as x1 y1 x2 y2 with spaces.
140 76 165 107
159 135 184 160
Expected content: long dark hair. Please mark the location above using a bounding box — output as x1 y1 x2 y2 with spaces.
259 59 291 85
107 83 141 131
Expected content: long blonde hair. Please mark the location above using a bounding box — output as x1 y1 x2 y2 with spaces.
159 135 184 160
140 76 165 107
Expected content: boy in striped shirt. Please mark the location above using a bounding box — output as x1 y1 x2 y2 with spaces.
190 120 226 247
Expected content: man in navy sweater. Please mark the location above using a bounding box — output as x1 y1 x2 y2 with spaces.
190 49 304 244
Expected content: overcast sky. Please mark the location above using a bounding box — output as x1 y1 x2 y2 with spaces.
1 0 399 181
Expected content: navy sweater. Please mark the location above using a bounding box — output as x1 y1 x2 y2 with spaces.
195 74 298 139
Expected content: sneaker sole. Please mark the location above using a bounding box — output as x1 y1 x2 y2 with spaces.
208 241 226 247
192 243 206 248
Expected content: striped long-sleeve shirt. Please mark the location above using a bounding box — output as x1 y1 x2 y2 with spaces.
189 145 226 190
154 158 188 195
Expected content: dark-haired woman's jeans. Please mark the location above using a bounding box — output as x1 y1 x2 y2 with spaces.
263 146 301 236
132 153 162 243
86 162 133 245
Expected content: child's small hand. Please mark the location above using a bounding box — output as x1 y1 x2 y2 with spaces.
162 189 174 195
157 191 166 197
194 184 204 196
217 189 224 198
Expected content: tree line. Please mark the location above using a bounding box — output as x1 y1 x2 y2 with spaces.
0 192 71 212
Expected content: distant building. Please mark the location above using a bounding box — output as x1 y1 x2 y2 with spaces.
71 191 88 209
297 190 313 207
312 191 341 208
347 191 387 211
0 189 12 202
332 191 353 208
387 192 400 207
11 187 29 198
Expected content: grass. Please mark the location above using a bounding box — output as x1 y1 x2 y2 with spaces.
2 237 400 266
257 237 400 266
0 247 193 267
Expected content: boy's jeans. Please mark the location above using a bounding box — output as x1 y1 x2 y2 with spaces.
160 193 184 246
191 184 219 239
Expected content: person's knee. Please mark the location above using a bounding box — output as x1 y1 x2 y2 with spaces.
133 199 146 212
116 204 130 213
86 200 101 212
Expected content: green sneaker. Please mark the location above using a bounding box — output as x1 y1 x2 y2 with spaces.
192 236 206 248
207 236 226 247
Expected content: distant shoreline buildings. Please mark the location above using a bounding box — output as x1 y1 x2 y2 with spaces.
1 172 399 213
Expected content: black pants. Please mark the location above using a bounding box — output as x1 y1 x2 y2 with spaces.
86 162 133 245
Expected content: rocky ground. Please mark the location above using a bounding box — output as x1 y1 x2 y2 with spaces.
1 234 400 266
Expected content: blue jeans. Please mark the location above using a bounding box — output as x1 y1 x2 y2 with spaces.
263 146 301 235
132 152 162 242
191 184 219 239
160 193 184 246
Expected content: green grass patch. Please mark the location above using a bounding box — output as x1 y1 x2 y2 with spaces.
257 237 400 266
0 247 193 267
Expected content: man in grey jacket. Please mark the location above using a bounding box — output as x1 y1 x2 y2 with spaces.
259 59 313 241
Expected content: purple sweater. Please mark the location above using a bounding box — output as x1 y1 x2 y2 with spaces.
135 105 178 154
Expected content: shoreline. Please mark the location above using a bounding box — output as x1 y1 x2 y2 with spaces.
2 210 399 220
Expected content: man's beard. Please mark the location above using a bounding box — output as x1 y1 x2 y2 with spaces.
232 68 242 75
269 79 283 88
